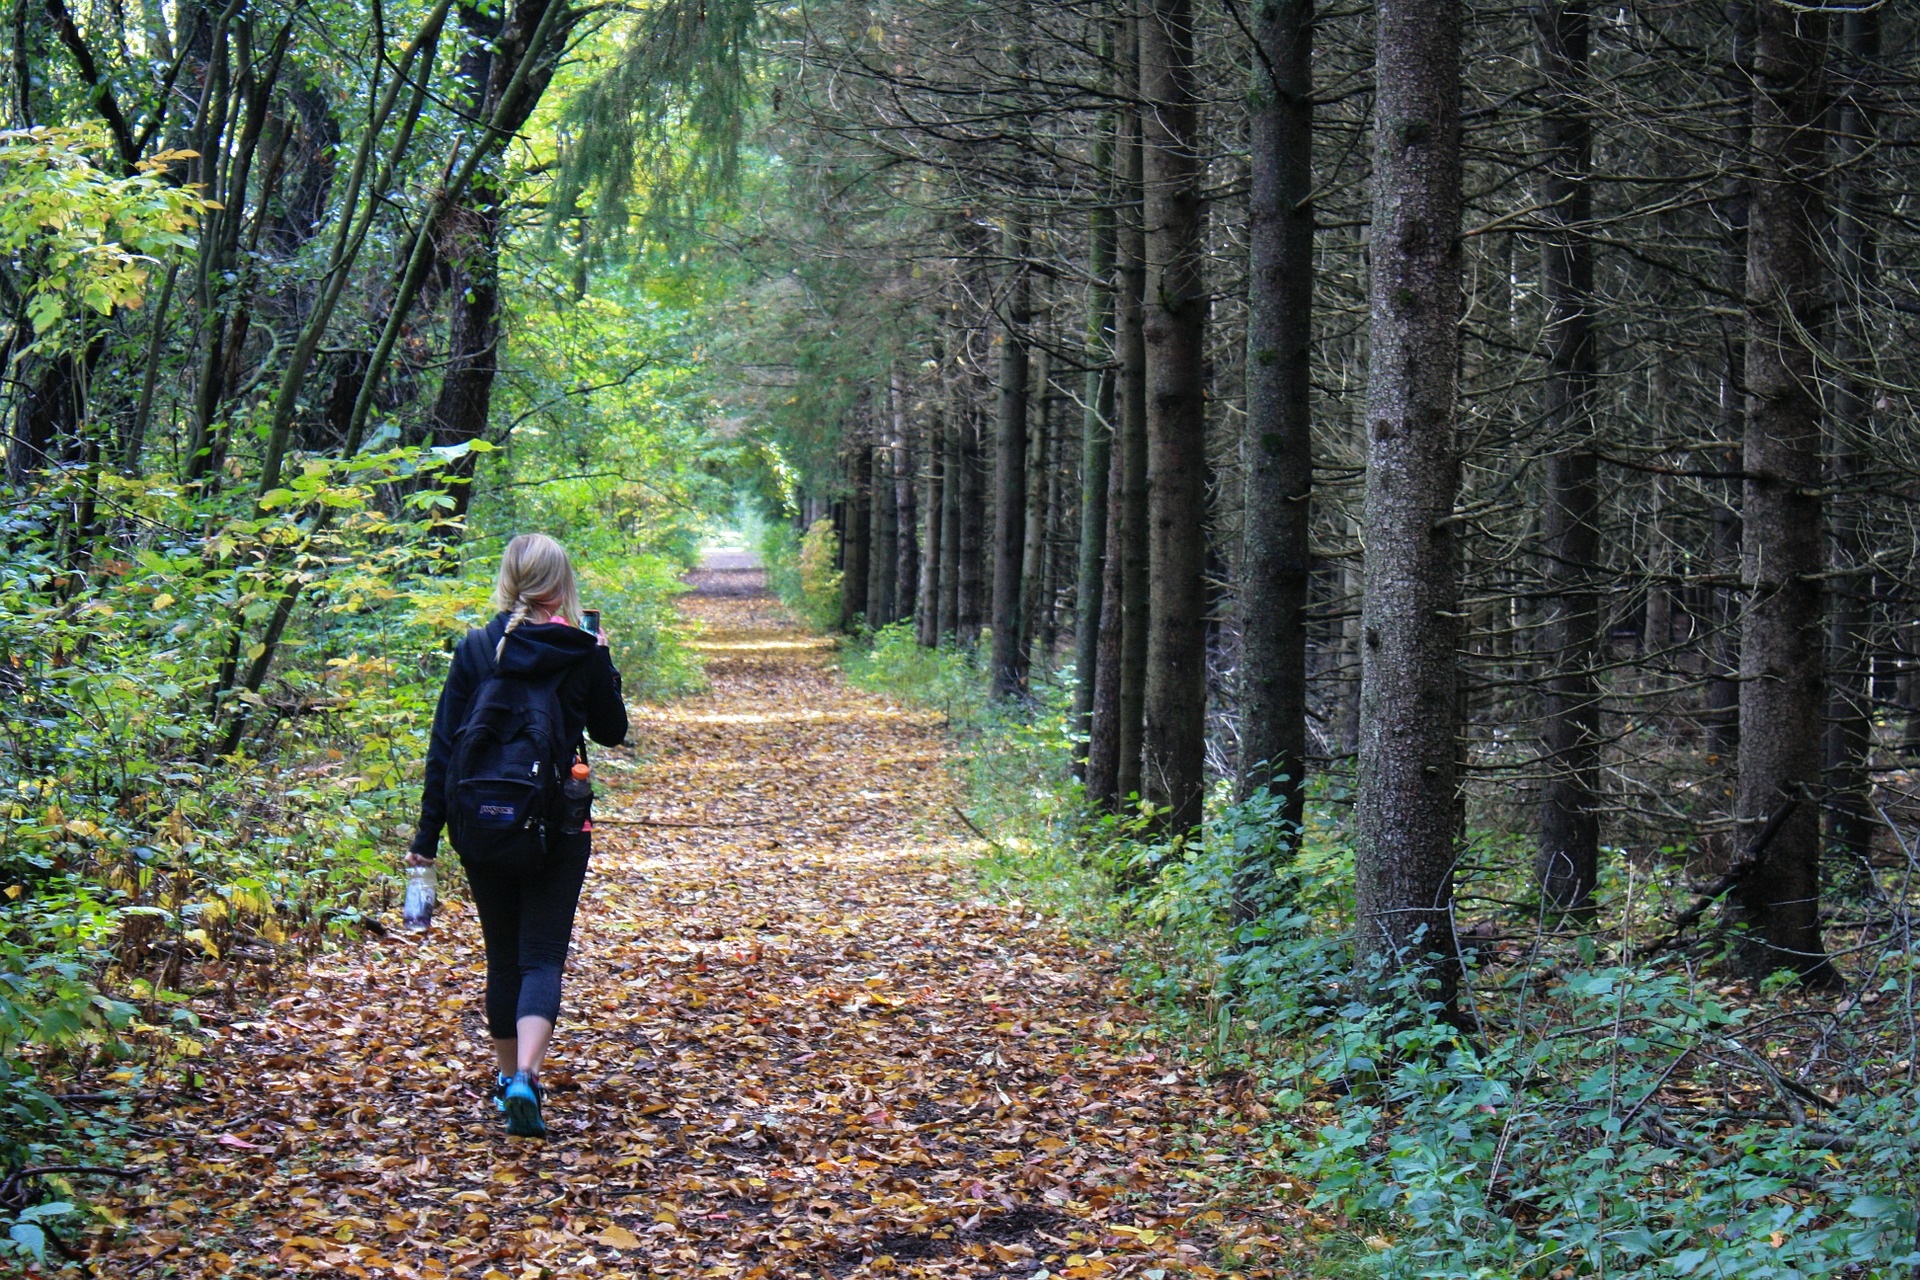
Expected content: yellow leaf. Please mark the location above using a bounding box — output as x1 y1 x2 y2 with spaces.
596 1225 641 1249
152 593 174 609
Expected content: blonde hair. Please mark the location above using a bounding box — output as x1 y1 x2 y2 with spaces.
492 533 583 660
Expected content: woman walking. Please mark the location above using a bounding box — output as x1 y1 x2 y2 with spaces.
409 533 628 1138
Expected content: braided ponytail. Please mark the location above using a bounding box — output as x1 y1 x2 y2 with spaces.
492 533 583 662
497 597 533 663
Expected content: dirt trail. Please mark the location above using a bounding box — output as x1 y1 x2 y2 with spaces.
89 571 1282 1279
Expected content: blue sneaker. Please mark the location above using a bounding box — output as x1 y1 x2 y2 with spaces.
503 1072 546 1138
491 1072 512 1113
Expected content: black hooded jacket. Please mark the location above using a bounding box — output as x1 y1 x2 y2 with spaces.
411 613 629 860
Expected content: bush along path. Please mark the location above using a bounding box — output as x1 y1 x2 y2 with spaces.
76 564 1298 1279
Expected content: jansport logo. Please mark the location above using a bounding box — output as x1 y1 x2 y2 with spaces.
477 803 519 824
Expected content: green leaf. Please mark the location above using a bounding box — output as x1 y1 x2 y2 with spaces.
8 1221 47 1262
1848 1195 1901 1219
25 293 64 335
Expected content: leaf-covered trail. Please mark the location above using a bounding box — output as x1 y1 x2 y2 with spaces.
91 568 1292 1279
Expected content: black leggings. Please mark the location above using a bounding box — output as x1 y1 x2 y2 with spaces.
460 835 591 1039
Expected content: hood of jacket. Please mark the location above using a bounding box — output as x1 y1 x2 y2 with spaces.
488 614 601 680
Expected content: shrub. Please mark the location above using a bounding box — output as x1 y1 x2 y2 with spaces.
763 518 844 632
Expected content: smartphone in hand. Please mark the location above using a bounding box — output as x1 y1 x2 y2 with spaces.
581 609 601 634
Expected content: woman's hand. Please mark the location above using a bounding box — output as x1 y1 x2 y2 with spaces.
596 625 612 648
405 851 435 868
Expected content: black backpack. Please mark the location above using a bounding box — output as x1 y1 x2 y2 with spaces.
444 629 574 868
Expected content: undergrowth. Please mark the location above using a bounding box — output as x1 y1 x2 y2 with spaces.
840 627 1920 1279
758 518 843 634
0 468 702 1267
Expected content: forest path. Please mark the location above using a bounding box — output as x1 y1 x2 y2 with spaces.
91 569 1289 1279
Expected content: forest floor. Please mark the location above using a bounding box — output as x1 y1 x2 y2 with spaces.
77 563 1303 1279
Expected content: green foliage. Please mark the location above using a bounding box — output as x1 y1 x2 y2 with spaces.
760 519 843 633
845 635 1920 1278
842 622 987 726
550 0 766 253
1100 803 1920 1279
839 628 1104 915
578 553 707 702
0 443 708 1249
0 126 208 355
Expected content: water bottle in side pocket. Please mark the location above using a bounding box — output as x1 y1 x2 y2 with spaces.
561 759 593 834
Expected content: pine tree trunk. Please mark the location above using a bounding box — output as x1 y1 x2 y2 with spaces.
1022 344 1051 676
870 424 898 627
1337 528 1363 759
1534 1 1602 913
1114 49 1152 809
1237 0 1314 851
895 399 917 626
841 444 872 629
1039 380 1068 666
1708 4 1754 759
1139 0 1209 836
1824 8 1878 862
957 405 988 646
1087 414 1128 808
939 405 964 641
1729 1 1837 987
991 220 1033 698
918 406 944 648
1354 0 1466 1002
1074 138 1117 775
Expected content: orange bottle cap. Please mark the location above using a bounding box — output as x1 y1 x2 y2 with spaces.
572 762 590 779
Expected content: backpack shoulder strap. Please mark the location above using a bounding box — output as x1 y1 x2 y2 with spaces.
459 626 499 681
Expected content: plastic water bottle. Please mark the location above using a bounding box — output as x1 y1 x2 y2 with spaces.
562 760 593 834
403 863 437 930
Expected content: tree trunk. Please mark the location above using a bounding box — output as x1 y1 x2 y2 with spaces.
1534 1 1602 913
1728 1 1837 988
870 424 898 628
1049 399 1075 662
1823 7 1878 863
1139 0 1209 836
1237 0 1314 857
918 406 945 648
1354 0 1465 1003
991 220 1032 698
1074 134 1117 776
427 193 504 525
894 382 917 627
1708 4 1754 758
1087 402 1128 808
939 403 964 641
414 0 566 526
957 405 987 646
1114 50 1151 809
1022 342 1051 676
8 351 84 484
841 442 872 629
